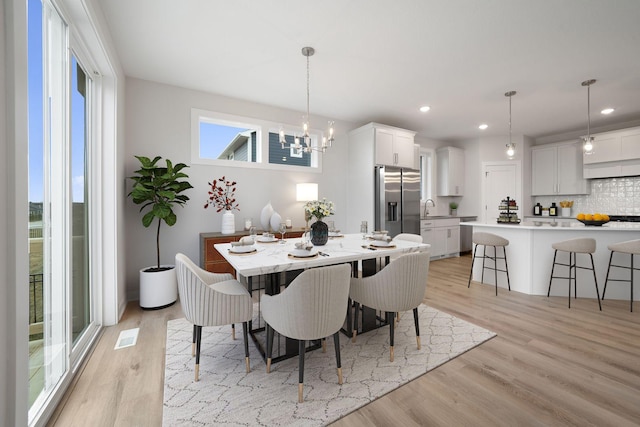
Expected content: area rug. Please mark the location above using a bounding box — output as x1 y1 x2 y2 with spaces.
163 304 496 426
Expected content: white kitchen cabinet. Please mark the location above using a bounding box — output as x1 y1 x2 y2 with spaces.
531 141 589 195
421 218 459 259
583 127 640 178
374 126 415 168
436 147 465 196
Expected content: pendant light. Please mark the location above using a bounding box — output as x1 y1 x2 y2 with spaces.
279 47 335 154
505 91 516 159
581 79 596 155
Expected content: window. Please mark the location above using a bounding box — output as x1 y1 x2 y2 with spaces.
191 109 322 171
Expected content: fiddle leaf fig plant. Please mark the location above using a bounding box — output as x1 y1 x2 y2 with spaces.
128 155 193 271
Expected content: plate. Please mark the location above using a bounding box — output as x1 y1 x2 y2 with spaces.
257 237 278 243
288 249 318 258
578 219 609 226
370 242 396 249
228 246 257 254
328 233 344 238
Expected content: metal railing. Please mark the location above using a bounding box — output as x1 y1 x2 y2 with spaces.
30 273 44 324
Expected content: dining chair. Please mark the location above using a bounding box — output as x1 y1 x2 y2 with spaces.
261 263 352 403
350 251 431 362
175 253 253 381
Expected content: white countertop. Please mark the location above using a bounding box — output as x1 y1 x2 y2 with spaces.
215 233 431 277
461 220 640 231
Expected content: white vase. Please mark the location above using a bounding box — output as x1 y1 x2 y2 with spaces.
221 210 235 234
260 202 274 231
270 211 282 232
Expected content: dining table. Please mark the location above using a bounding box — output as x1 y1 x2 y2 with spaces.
214 233 430 363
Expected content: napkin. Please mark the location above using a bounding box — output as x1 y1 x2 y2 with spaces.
370 234 391 241
231 236 255 247
294 241 313 250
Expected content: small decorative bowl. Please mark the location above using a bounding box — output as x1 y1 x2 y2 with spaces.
577 219 610 226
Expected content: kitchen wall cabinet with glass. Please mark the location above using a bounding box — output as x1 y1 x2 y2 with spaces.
531 141 590 196
421 218 460 259
583 126 640 178
436 146 465 196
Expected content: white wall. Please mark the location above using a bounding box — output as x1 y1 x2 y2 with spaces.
124 78 356 300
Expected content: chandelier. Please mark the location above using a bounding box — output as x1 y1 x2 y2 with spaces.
279 47 335 154
505 90 516 158
581 79 596 155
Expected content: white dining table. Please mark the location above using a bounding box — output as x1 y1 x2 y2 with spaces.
214 233 430 362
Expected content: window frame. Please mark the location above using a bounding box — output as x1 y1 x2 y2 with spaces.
191 108 324 172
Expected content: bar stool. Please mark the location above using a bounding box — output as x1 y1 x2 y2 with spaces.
602 239 640 312
468 232 511 296
547 237 601 310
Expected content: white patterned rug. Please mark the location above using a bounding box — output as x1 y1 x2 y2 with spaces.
163 304 495 426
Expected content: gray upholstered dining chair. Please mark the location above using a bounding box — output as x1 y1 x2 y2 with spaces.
393 233 424 244
261 263 352 403
350 251 431 362
175 253 253 381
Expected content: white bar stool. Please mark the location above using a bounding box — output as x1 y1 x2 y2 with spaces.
603 239 640 312
547 237 601 310
468 232 511 296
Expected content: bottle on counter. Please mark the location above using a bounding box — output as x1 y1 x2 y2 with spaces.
549 202 558 216
533 203 542 216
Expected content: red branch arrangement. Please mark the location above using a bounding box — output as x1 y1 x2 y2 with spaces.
204 176 239 212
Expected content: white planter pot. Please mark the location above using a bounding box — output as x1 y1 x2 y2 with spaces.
221 211 235 235
139 265 177 309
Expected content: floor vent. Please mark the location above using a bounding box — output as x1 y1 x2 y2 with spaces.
114 328 139 350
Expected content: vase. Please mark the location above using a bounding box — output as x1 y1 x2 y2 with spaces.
260 202 274 231
270 211 282 232
221 210 235 235
310 220 329 246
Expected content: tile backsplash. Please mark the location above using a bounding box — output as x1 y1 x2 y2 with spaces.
534 176 640 216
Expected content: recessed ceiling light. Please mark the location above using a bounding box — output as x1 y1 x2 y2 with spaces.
419 106 430 113
601 108 615 115
478 124 488 130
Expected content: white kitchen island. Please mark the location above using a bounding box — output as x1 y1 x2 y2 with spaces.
462 221 640 302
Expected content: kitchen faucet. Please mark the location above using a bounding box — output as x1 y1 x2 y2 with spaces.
424 199 435 217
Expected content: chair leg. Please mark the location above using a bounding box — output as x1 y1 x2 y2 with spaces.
468 244 478 288
298 340 305 403
568 252 574 308
231 323 235 340
481 245 487 284
194 325 202 382
631 254 634 313
493 246 498 296
413 307 420 350
242 322 250 373
322 338 326 353
352 301 360 343
590 253 602 311
504 246 511 291
602 251 614 300
387 311 395 362
266 323 273 373
547 250 558 297
333 332 343 385
192 325 196 357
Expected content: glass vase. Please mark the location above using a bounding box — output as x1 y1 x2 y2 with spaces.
310 219 329 246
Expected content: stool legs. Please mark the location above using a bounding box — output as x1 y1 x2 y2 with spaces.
468 244 478 288
468 244 510 295
603 252 635 312
548 250 601 311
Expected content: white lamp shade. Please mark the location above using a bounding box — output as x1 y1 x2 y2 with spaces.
296 183 318 201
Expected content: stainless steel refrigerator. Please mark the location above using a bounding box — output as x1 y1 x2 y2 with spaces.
374 166 420 237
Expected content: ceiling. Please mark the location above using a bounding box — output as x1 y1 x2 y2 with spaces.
97 0 640 141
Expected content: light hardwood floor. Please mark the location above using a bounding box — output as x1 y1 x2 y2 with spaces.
49 255 640 426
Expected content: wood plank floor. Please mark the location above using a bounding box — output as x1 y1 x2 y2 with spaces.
48 255 640 426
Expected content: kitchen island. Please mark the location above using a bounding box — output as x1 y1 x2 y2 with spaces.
462 221 640 302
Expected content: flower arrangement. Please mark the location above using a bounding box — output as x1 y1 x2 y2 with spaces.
204 176 239 212
304 198 335 222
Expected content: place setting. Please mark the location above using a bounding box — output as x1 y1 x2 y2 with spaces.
365 230 396 249
227 236 259 255
287 240 319 259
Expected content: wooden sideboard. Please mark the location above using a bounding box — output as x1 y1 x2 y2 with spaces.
200 228 305 275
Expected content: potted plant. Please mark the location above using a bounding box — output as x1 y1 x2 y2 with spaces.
449 201 459 216
304 198 335 246
205 176 239 234
129 155 193 309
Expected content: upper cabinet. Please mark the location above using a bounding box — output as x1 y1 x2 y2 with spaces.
436 146 465 196
531 141 589 195
583 127 640 178
372 125 416 168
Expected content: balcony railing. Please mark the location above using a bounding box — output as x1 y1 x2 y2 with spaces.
30 273 44 337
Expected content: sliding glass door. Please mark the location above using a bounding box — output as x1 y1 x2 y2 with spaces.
28 0 97 423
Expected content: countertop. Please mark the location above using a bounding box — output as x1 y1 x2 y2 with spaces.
421 215 477 220
462 220 640 231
